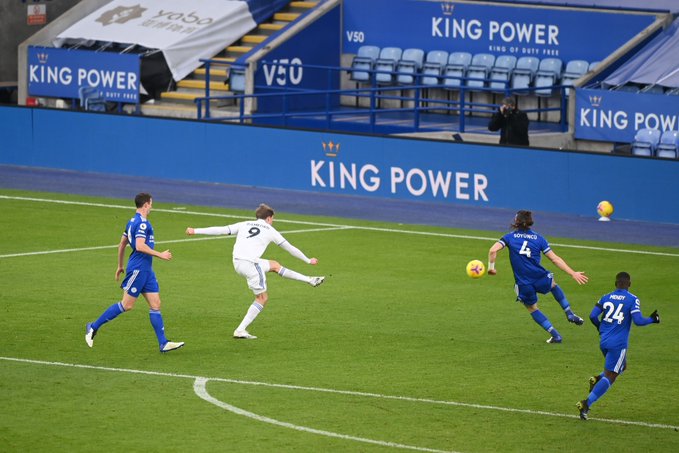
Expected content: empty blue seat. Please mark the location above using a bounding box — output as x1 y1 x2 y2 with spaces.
588 61 600 71
511 57 539 95
631 128 661 157
466 53 495 90
489 55 517 93
657 131 679 159
534 58 563 96
641 84 665 94
613 84 639 93
229 67 246 92
350 45 380 83
421 50 448 86
78 86 106 111
375 47 403 85
562 60 589 96
396 48 425 85
443 52 472 89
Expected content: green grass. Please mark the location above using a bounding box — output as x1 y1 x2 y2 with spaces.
1 189 678 452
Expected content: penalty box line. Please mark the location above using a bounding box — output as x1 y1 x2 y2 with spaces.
2 195 678 258
1 356 677 431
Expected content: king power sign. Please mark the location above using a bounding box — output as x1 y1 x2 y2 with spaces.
575 89 679 143
28 46 140 102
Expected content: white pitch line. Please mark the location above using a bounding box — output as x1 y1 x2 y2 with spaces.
1 195 678 257
0 226 352 259
194 378 458 453
1 356 677 431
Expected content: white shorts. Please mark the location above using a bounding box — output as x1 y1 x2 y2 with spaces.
233 258 271 295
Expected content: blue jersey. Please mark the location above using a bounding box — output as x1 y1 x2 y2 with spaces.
595 289 641 350
499 229 551 286
123 213 154 272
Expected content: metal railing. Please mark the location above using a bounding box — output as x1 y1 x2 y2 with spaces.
194 59 570 133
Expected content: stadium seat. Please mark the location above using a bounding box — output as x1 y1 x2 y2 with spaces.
656 131 679 159
534 58 563 96
229 67 246 92
78 86 106 112
631 128 661 157
489 55 517 93
375 47 403 85
511 57 540 95
613 84 639 93
465 53 495 90
561 60 589 96
396 48 425 85
640 84 665 94
443 52 472 89
350 45 380 83
421 50 449 86
588 61 600 71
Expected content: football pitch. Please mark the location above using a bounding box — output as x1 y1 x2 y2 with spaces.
1 189 678 452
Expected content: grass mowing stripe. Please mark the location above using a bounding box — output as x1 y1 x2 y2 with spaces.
2 195 678 258
2 356 676 431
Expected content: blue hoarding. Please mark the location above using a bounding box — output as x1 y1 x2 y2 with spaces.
254 4 341 113
343 0 656 63
1 106 678 224
28 46 140 103
575 88 679 142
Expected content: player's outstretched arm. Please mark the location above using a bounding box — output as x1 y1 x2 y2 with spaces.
545 250 588 284
487 242 503 275
135 237 172 261
632 309 660 326
279 241 315 264
186 226 233 236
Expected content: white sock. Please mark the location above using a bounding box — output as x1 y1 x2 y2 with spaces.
278 267 310 283
236 302 264 332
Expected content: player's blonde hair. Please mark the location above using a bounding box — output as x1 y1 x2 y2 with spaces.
255 203 275 220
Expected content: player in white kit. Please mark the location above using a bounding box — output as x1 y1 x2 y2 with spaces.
186 203 324 339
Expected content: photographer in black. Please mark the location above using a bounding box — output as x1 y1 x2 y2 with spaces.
488 97 530 146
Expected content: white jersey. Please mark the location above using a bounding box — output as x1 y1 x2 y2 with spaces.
194 219 311 264
230 219 285 261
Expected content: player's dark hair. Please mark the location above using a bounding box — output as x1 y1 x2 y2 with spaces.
511 210 533 230
615 271 631 288
255 203 274 220
135 193 152 208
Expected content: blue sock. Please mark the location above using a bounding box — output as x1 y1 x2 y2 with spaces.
91 302 125 330
530 310 560 337
149 309 168 346
587 376 611 407
551 285 572 313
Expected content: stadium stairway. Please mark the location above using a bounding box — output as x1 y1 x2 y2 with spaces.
141 1 318 119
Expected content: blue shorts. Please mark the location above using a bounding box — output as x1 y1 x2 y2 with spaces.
601 347 627 374
515 273 553 306
120 269 159 298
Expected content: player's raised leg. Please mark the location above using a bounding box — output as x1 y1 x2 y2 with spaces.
551 283 583 325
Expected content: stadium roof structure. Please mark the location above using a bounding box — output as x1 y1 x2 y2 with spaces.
604 17 679 88
486 0 679 14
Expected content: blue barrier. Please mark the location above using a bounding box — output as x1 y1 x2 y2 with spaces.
0 105 677 224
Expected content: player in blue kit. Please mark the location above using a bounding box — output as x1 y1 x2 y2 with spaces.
487 210 588 343
576 271 660 420
85 193 184 352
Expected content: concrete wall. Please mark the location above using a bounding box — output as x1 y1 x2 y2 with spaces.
0 0 80 83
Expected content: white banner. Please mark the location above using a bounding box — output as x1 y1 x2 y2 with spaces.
55 0 256 80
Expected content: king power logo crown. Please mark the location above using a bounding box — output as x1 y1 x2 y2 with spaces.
589 95 602 107
36 52 48 64
440 1 455 16
322 141 340 157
